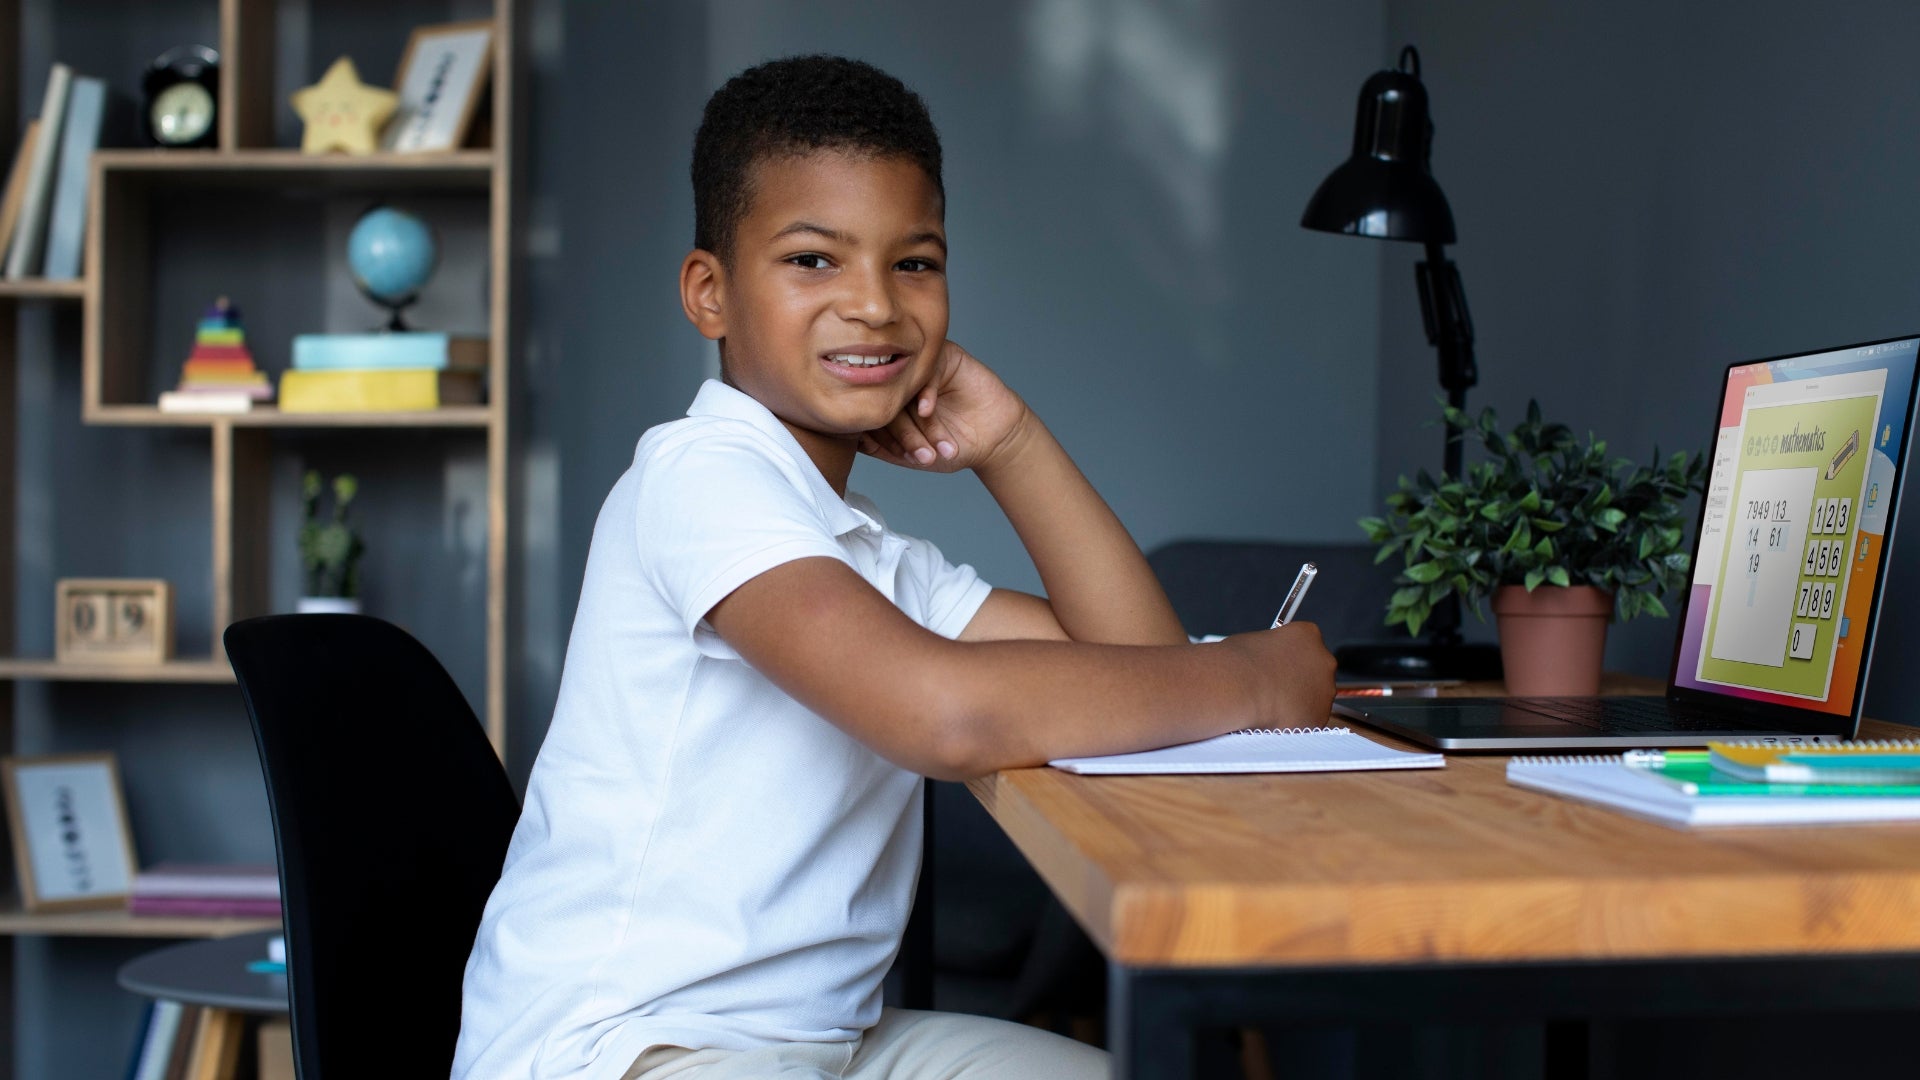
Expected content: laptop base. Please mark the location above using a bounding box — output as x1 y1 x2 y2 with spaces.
1334 697 1847 752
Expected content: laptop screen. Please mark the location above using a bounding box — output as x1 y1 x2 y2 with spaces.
1671 336 1920 716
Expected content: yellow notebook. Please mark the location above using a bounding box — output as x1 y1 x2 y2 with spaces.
277 369 483 412
1709 739 1920 785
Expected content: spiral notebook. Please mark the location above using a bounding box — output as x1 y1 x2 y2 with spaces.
1507 752 1920 828
1709 739 1920 785
1048 726 1444 775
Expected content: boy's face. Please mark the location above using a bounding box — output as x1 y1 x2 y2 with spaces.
683 149 949 453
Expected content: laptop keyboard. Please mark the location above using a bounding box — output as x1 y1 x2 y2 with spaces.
1501 697 1738 733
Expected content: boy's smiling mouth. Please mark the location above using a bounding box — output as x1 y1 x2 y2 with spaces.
824 352 902 368
819 344 913 386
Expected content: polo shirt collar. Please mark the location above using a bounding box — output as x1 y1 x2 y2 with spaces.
687 380 875 537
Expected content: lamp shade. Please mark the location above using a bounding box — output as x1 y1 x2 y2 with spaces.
1300 47 1456 244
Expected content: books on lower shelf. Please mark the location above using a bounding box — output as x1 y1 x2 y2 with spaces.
278 331 488 412
1507 750 1920 828
279 367 484 411
130 862 280 919
1049 725 1444 775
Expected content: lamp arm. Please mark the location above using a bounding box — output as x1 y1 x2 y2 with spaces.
1415 243 1478 481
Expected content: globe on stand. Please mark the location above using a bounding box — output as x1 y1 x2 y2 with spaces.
347 205 438 331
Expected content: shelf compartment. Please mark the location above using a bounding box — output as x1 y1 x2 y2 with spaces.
85 405 497 428
0 897 275 938
0 279 85 300
0 657 234 683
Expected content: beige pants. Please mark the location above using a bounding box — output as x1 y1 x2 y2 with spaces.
622 1008 1111 1079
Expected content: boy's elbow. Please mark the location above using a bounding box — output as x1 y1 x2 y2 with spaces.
911 691 1012 782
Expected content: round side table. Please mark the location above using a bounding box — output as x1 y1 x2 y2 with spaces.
118 930 288 1079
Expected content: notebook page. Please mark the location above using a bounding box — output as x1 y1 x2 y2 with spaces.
1049 726 1443 775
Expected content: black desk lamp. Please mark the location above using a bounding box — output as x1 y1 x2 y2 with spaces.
1301 45 1502 680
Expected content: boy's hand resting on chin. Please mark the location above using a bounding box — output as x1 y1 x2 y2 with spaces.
859 341 1031 474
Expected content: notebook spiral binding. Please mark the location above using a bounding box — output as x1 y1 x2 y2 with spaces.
1714 739 1920 751
1509 754 1624 768
1229 725 1347 736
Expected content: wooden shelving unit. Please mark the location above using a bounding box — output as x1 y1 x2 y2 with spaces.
0 657 234 683
0 279 83 300
0 0 517 1072
0 898 274 939
86 405 495 428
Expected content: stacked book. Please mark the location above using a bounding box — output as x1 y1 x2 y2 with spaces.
157 298 273 414
1508 739 1920 827
128 862 280 919
2 62 113 281
280 332 487 412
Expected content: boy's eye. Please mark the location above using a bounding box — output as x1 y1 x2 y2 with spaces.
786 253 832 270
896 257 942 273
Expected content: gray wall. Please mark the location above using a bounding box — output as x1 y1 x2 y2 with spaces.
547 0 1389 634
1377 0 1920 707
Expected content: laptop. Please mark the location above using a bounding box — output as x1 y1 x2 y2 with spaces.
1335 333 1920 750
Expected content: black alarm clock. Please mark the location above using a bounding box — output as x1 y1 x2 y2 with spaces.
142 45 220 149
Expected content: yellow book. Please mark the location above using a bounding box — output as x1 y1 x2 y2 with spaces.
278 369 483 412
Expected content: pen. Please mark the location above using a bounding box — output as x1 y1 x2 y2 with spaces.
1272 562 1318 627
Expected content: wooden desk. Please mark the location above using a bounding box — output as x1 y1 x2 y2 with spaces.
969 682 1920 1078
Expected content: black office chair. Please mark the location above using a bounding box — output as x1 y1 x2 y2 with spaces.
224 614 520 1080
1145 537 1402 645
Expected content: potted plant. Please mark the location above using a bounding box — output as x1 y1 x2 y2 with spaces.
297 471 366 615
1359 402 1707 694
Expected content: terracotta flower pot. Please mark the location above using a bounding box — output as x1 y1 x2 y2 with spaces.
1490 585 1612 696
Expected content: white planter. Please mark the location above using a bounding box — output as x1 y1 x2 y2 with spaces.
296 597 362 615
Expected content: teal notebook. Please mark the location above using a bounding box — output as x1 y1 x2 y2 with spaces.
1622 750 1920 797
1507 754 1920 827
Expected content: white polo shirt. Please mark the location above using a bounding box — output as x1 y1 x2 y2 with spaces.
452 380 993 1079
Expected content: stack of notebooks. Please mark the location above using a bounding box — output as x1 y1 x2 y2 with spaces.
1 63 112 281
280 332 487 412
157 298 273 413
1508 740 1920 827
128 862 280 919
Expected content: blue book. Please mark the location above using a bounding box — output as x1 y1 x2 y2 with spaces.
291 332 486 371
41 73 104 281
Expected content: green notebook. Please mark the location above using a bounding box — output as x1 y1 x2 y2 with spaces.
1624 750 1920 797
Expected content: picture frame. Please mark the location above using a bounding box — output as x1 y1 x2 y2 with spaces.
54 578 174 665
1 753 138 912
383 19 494 153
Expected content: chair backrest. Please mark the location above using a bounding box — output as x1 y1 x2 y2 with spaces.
224 614 520 1080
1146 538 1402 647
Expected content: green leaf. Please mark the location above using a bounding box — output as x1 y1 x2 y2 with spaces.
1525 567 1547 591
1643 594 1669 618
1546 566 1571 587
1403 561 1444 583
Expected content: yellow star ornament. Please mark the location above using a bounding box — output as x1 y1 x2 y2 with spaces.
292 57 399 155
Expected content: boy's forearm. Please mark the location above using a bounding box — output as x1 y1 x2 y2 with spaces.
926 636 1271 777
975 412 1186 646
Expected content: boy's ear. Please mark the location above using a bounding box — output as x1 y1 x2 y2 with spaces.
680 250 727 341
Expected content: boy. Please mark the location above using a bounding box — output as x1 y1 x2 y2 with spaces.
454 55 1335 1079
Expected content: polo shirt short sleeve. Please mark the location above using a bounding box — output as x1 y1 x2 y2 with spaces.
452 380 993 1080
635 425 855 649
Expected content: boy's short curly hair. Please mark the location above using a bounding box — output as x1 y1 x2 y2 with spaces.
693 55 943 264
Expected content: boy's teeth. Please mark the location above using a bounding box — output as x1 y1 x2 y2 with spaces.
828 353 891 367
